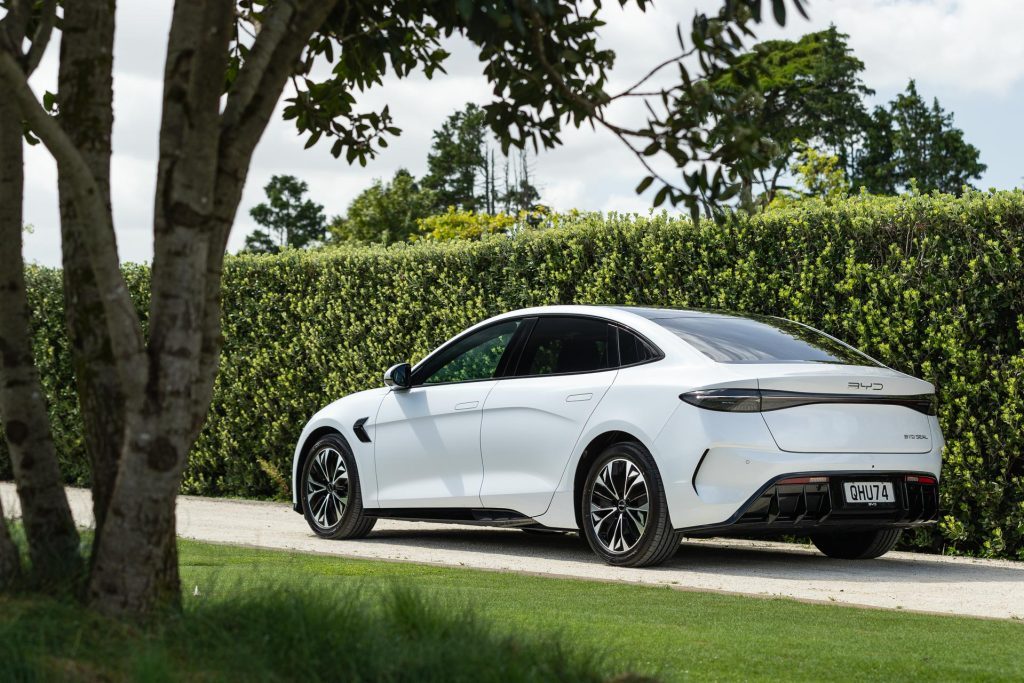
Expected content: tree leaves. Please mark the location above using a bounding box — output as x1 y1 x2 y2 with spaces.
329 169 437 244
706 26 873 204
256 0 811 219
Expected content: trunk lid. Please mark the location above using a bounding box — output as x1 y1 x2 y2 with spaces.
742 364 934 454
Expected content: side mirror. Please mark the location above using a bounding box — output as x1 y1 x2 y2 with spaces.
383 362 412 389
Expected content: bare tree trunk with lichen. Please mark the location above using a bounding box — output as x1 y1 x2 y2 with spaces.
56 0 124 550
0 92 82 586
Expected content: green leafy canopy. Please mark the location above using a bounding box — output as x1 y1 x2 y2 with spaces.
227 0 811 221
329 169 436 244
852 80 987 195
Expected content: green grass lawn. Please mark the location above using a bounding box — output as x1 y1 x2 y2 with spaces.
2 539 1022 681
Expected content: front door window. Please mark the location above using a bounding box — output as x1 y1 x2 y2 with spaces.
418 320 520 385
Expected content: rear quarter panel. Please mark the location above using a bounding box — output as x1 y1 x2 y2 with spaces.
533 360 720 529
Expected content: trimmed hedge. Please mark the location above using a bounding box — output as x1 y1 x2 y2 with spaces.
6 191 1024 558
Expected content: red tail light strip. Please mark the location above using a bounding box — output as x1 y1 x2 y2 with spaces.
777 476 829 485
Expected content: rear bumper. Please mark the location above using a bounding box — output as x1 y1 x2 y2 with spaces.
679 471 939 537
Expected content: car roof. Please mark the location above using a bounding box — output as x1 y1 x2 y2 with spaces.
610 306 747 320
489 304 748 323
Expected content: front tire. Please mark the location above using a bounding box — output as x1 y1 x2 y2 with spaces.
301 434 376 540
812 528 902 559
580 442 679 567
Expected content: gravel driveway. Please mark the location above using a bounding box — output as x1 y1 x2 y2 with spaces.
3 483 1022 620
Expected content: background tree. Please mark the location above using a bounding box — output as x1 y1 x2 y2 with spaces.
768 143 850 209
789 145 850 201
711 26 871 202
0 0 806 615
244 175 327 253
330 169 436 243
422 102 541 214
422 103 488 211
852 80 986 194
501 149 541 213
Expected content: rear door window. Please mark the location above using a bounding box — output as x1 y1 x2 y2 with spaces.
515 317 614 376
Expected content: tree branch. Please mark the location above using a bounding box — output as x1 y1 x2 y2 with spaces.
609 46 696 101
23 0 56 75
0 0 28 44
513 1 691 202
221 0 299 131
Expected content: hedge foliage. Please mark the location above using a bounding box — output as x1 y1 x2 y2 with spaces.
5 191 1023 558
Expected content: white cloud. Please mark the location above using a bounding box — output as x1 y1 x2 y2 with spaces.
763 0 1024 96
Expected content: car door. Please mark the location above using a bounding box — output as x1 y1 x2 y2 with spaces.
373 319 522 509
479 316 619 516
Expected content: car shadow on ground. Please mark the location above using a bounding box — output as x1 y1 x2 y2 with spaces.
359 524 1024 585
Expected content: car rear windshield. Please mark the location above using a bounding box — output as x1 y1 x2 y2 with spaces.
652 315 881 366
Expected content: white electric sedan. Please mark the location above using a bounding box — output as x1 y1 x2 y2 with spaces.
291 306 942 567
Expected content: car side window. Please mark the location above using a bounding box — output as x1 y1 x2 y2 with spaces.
617 328 658 365
419 320 520 385
515 317 613 376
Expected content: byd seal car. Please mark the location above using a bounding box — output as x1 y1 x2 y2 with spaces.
292 306 942 567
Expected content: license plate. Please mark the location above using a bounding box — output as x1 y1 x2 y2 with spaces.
843 481 895 506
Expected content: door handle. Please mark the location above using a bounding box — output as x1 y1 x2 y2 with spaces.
565 393 593 403
454 401 479 411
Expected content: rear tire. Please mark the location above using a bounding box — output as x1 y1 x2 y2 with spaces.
301 434 376 540
812 528 902 559
580 442 679 567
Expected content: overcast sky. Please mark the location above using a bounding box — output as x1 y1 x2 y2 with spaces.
19 0 1024 267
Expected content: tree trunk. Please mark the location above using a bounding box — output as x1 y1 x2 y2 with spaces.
85 0 234 615
0 94 83 585
56 0 123 545
85 424 181 613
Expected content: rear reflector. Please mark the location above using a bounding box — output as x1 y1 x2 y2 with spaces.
906 475 937 485
777 476 829 485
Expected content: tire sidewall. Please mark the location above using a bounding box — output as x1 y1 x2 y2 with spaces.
580 442 672 566
301 434 361 538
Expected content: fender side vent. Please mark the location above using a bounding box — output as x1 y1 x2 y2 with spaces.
353 417 371 443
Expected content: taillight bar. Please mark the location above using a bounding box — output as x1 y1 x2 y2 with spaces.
680 388 937 415
906 475 937 485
